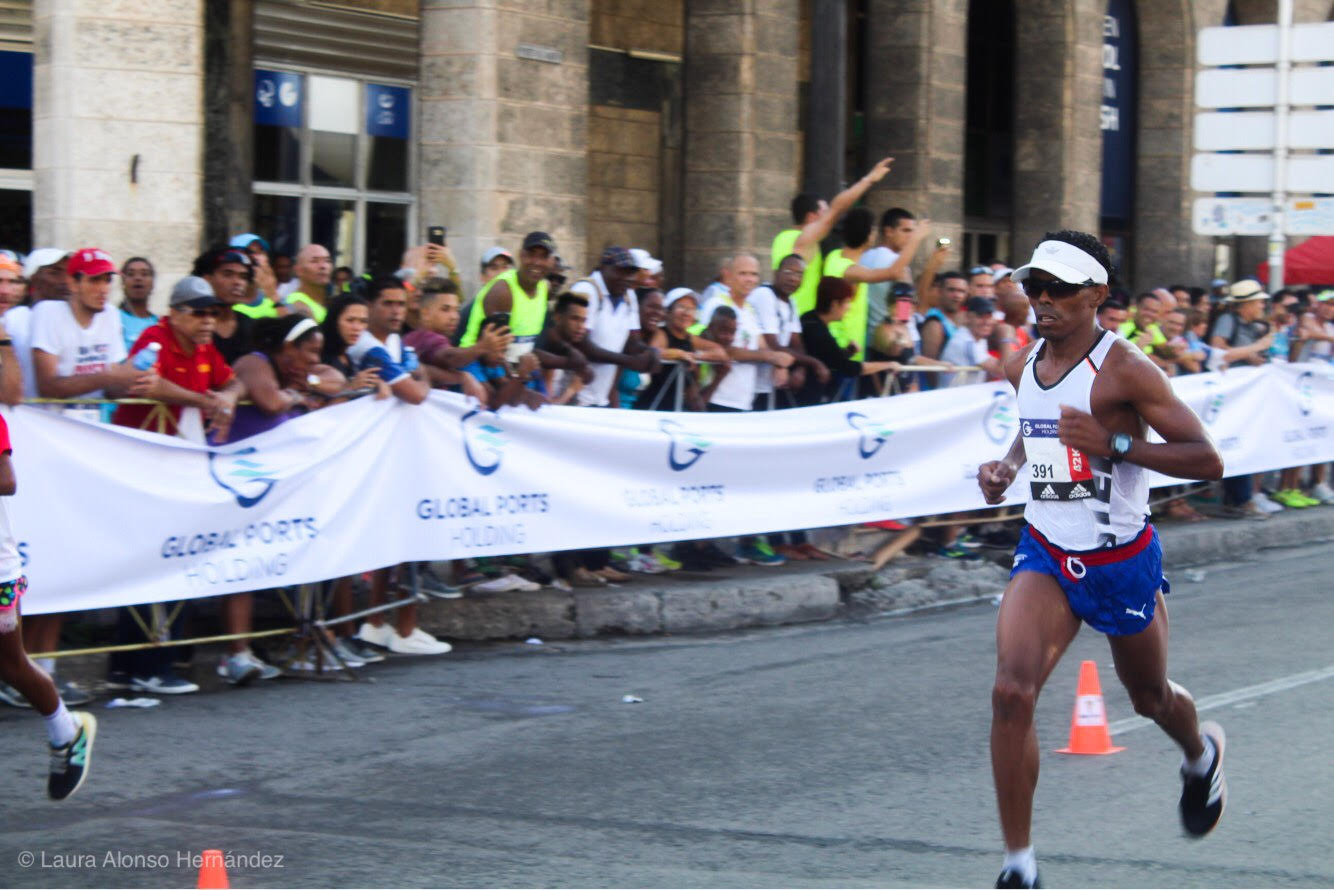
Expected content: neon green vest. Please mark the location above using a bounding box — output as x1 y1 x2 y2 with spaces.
771 227 822 316
460 268 549 347
823 249 868 360
285 292 328 324
233 296 277 319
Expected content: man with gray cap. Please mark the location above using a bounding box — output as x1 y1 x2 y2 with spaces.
976 230 1228 889
111 276 243 440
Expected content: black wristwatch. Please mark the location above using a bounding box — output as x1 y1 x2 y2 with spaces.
1108 432 1133 464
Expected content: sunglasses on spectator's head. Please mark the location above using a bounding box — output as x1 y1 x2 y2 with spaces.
1021 278 1090 299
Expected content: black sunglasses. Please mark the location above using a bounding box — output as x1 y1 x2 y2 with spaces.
187 307 222 318
1021 278 1090 299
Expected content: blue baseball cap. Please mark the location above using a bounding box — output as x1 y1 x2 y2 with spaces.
229 233 271 252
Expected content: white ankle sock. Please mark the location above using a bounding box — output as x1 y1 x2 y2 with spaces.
35 657 55 675
1185 735 1215 777
1002 846 1037 884
44 701 79 748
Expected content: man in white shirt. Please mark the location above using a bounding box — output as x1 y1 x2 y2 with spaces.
749 254 827 408
24 248 152 709
570 247 659 408
5 248 71 401
696 253 793 412
940 296 1003 387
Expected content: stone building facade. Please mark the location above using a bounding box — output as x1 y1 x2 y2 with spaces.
1 0 1330 307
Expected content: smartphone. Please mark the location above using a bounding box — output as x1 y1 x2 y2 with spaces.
427 226 447 246
894 299 914 323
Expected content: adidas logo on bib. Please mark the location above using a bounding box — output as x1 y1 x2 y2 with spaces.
1069 483 1091 498
1039 484 1059 500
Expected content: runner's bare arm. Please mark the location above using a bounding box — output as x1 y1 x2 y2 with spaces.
1059 347 1224 481
976 344 1035 503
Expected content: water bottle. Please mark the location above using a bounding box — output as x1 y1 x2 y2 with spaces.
402 346 419 372
131 342 161 371
1269 326 1290 363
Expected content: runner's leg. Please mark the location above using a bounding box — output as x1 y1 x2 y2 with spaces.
0 614 59 715
1106 591 1205 760
992 571 1082 850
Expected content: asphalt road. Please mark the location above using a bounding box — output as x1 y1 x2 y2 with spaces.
1 541 1331 888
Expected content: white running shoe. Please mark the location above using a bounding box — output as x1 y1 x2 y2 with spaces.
388 628 453 656
1310 481 1334 505
472 574 522 594
1251 491 1284 513
356 621 396 649
627 553 666 574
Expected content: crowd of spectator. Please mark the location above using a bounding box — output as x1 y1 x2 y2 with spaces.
0 155 1330 701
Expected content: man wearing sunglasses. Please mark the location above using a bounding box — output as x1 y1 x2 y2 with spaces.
111 276 243 441
976 231 1228 889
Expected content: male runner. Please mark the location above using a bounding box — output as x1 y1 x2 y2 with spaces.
976 231 1227 889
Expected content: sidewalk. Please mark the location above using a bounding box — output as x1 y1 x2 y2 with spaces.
418 505 1334 642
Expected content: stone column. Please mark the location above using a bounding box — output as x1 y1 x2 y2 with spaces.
203 0 253 247
1131 1 1214 290
863 0 967 251
33 0 205 292
419 0 590 294
1011 0 1104 260
681 0 800 286
804 0 846 199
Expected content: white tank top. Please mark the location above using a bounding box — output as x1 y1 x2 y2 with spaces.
1018 330 1149 550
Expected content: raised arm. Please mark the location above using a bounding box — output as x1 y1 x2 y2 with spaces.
792 157 894 259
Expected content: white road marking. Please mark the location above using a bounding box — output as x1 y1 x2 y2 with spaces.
1107 664 1334 735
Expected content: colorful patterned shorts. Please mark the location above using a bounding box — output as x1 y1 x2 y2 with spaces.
0 576 25 632
0 575 27 610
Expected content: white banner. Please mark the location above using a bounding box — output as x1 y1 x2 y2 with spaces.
8 362 1332 614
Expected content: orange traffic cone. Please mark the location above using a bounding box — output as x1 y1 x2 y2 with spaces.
1055 660 1125 755
197 849 229 889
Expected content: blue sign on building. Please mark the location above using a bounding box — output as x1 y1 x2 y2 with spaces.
366 83 411 140
254 69 303 128
1100 0 1137 223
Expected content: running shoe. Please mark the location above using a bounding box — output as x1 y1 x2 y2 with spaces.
356 621 396 649
1271 489 1312 508
470 574 524 594
0 681 32 708
650 550 683 571
735 544 786 566
48 711 96 801
937 543 979 560
388 628 452 656
340 637 386 664
1310 481 1334 505
216 650 281 685
1180 721 1227 837
994 868 1040 888
1251 490 1284 513
627 553 666 574
129 672 200 695
955 532 984 550
56 679 94 707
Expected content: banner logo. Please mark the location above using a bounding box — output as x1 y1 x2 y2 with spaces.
1297 371 1314 417
1202 380 1225 425
659 419 712 472
207 448 278 509
462 409 506 476
982 390 1017 444
846 412 893 459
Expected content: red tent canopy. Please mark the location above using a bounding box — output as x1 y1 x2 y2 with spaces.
1256 236 1334 285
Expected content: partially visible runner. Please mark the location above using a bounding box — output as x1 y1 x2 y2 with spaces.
0 410 97 799
976 231 1228 889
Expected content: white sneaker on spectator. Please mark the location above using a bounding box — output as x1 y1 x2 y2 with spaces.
472 574 523 594
627 553 666 574
356 621 396 649
506 574 542 592
1311 482 1334 505
388 628 452 656
1252 491 1284 513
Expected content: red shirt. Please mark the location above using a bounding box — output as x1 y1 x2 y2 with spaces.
112 318 234 434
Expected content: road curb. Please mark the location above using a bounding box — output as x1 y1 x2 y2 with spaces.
420 506 1334 642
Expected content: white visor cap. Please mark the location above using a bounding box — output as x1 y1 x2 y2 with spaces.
1012 240 1108 286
